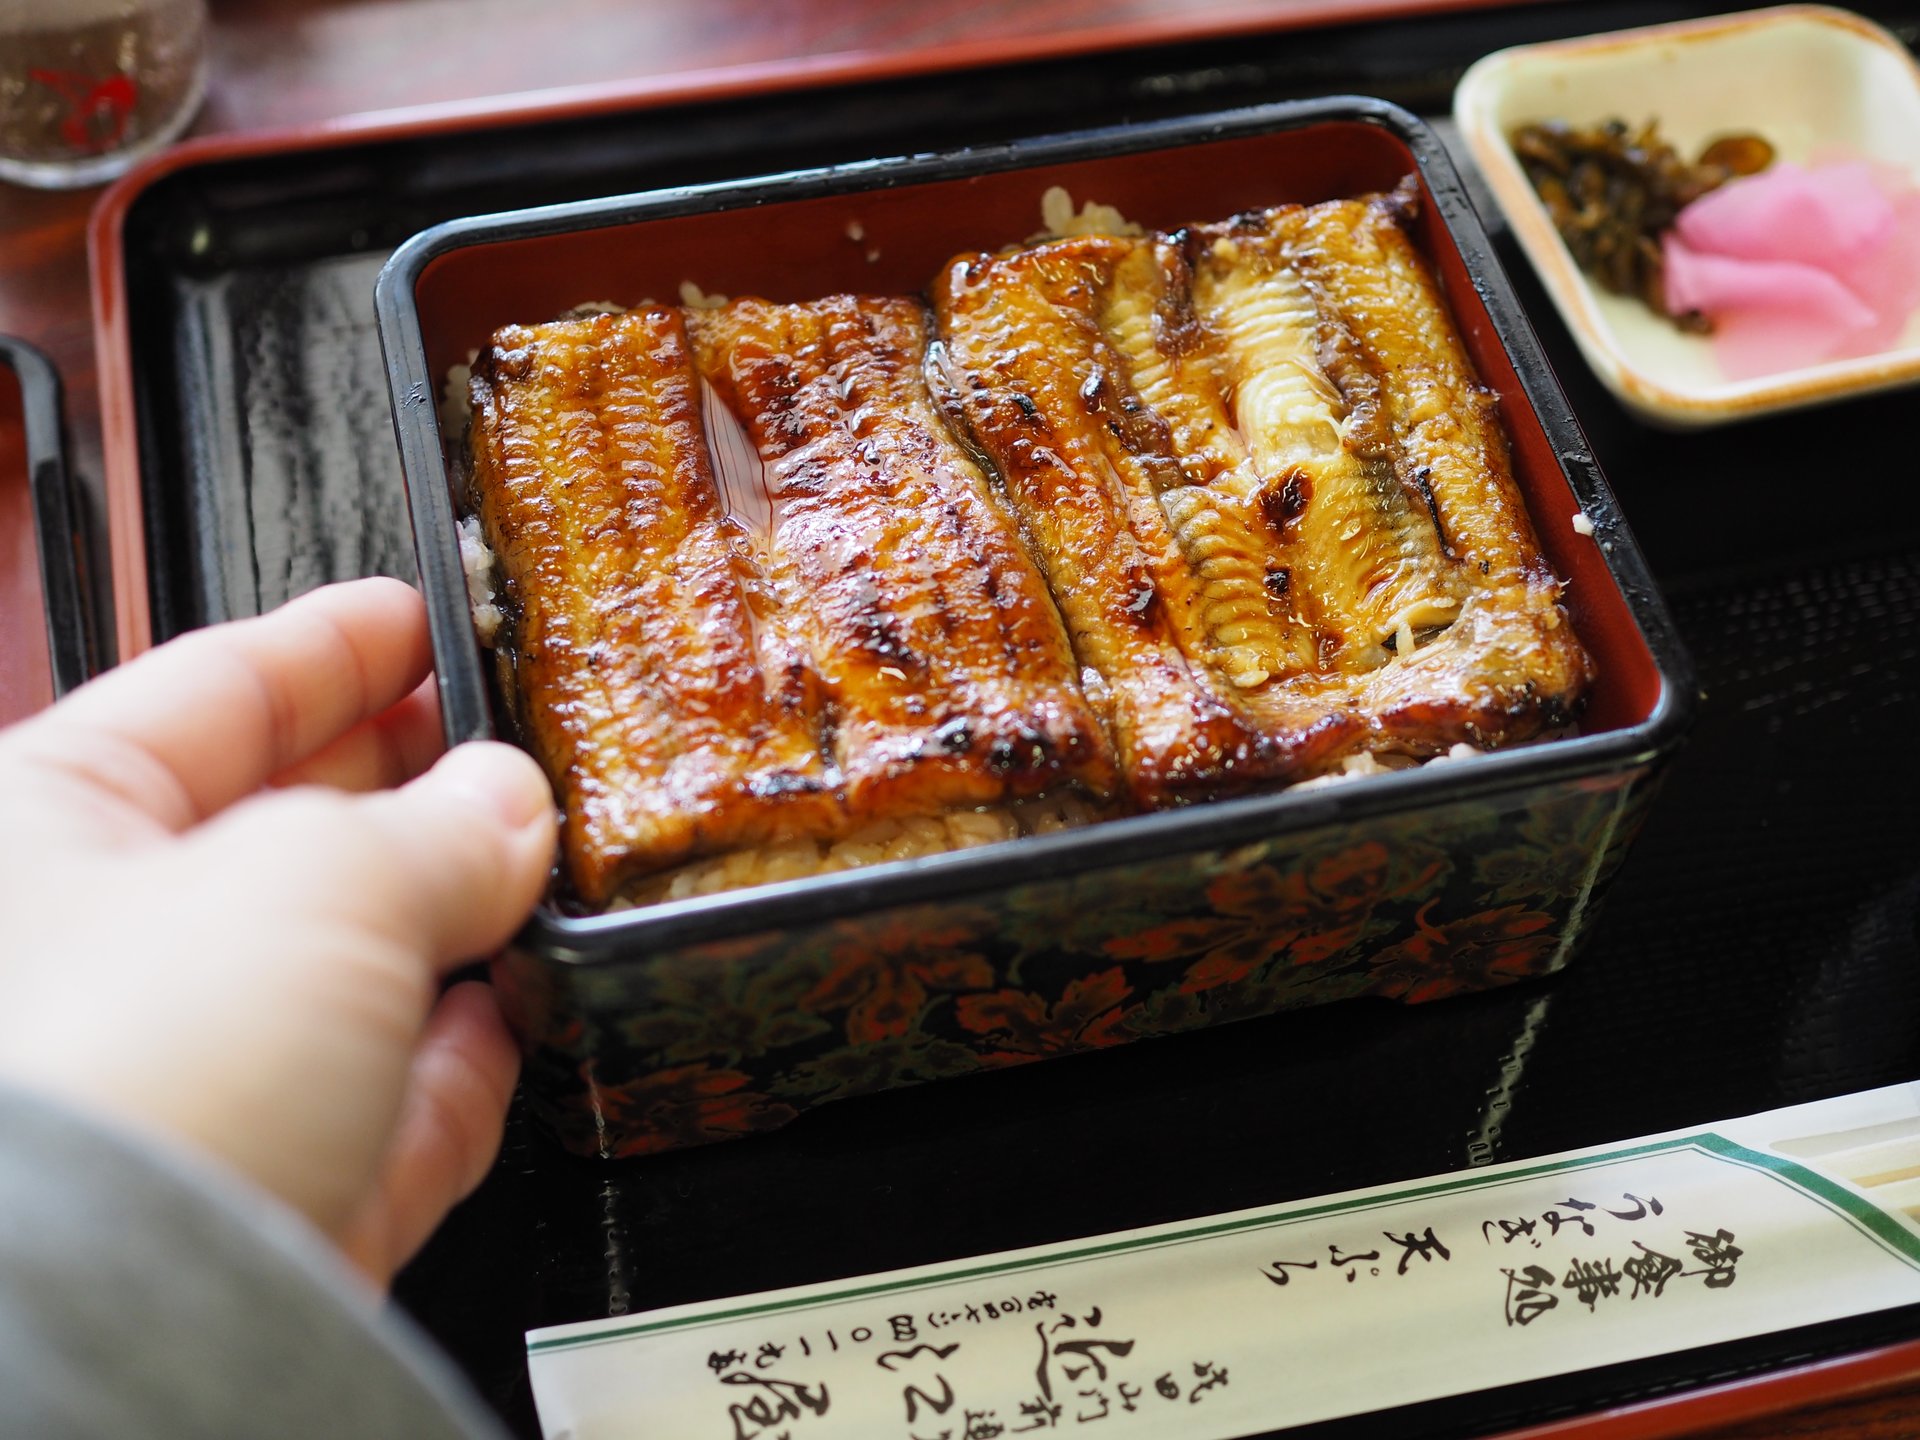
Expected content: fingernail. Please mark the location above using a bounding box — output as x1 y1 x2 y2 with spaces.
430 742 552 830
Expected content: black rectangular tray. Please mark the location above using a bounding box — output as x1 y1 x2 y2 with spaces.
98 2 1920 1435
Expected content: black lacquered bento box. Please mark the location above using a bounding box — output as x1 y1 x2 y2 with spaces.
0 336 90 726
376 97 1693 1160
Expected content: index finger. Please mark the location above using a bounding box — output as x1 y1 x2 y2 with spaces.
25 578 434 831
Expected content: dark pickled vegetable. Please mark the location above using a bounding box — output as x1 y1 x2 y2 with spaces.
1511 118 1774 332
1697 133 1777 177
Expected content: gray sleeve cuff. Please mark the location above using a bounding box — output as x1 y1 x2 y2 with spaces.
0 1082 509 1440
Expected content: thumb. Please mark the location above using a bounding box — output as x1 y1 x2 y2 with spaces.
199 740 558 974
356 741 558 967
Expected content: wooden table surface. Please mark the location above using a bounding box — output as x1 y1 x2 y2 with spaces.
0 0 1465 516
3 2 1919 1436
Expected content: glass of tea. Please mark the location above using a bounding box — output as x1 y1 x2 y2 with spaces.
0 0 209 189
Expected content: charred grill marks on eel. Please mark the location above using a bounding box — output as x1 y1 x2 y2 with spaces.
931 182 1591 791
469 302 1115 903
465 182 1592 905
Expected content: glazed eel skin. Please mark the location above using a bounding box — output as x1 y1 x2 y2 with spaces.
469 184 1590 902
931 182 1591 806
468 302 1114 905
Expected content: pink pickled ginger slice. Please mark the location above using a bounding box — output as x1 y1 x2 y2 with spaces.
1663 234 1876 327
1676 161 1894 268
1828 189 1920 353
1663 233 1877 380
1666 154 1920 381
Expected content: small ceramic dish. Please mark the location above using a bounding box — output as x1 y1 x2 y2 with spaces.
1454 4 1920 428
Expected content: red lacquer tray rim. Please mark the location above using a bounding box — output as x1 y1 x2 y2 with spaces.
0 339 53 722
1490 1332 1920 1439
85 0 1534 659
0 334 89 714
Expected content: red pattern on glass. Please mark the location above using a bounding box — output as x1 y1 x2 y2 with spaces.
26 69 139 153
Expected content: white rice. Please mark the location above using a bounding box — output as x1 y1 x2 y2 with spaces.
1286 749 1423 793
1035 185 1145 240
438 349 478 436
457 515 503 646
612 792 1107 907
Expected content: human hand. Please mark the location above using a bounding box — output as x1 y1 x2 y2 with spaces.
0 577 555 1286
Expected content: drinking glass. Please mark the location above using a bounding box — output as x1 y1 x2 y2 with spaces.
0 0 208 189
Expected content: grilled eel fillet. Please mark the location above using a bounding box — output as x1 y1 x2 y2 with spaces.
685 297 1115 822
469 304 1113 904
931 184 1591 805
